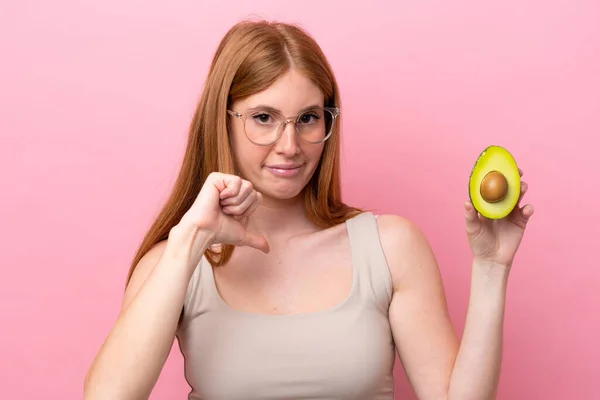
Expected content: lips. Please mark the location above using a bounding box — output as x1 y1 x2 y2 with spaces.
265 164 302 169
264 163 304 177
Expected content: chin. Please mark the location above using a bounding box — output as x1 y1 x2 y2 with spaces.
255 176 310 202
262 184 306 202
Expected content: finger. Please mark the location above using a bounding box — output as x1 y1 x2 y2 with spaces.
221 181 253 206
474 207 494 229
238 231 270 254
222 190 257 216
218 176 243 199
238 192 262 220
517 181 528 205
464 201 478 221
509 201 534 227
521 204 534 221
464 201 482 234
207 172 238 193
464 201 485 222
519 168 523 177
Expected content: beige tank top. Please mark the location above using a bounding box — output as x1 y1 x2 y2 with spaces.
176 211 396 399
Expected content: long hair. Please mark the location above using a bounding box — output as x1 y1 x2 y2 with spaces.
126 19 362 285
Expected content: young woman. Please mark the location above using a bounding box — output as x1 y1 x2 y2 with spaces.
84 19 534 400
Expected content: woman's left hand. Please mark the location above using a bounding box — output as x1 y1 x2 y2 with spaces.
464 168 534 268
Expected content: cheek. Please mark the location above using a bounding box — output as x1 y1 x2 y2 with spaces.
231 132 268 176
304 144 325 164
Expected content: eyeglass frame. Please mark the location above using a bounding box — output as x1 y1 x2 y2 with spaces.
226 106 340 146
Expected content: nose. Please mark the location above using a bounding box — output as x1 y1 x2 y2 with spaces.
274 120 300 156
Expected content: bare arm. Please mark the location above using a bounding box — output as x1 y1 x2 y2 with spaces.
446 259 508 400
379 215 508 400
83 222 211 400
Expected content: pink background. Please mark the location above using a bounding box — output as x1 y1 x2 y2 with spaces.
1 0 599 399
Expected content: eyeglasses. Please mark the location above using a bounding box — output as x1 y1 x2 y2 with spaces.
227 106 339 146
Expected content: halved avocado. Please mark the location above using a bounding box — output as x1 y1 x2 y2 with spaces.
468 145 521 219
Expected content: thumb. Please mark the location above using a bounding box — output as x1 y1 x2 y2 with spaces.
464 201 481 234
238 231 270 254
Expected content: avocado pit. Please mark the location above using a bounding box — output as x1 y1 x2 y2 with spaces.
480 171 508 203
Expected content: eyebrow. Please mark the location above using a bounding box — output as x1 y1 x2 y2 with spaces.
246 104 323 114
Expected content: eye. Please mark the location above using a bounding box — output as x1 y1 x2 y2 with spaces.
298 112 320 124
252 113 274 125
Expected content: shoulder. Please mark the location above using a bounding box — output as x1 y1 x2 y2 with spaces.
374 214 439 292
374 214 431 255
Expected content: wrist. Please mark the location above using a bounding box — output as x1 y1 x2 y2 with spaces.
472 258 511 289
166 221 214 267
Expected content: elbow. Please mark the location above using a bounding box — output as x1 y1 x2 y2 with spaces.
83 367 143 400
83 367 98 399
82 365 110 400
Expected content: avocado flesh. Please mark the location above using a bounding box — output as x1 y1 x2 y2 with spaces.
469 146 521 219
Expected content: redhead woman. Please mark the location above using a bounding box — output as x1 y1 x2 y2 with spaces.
84 19 534 400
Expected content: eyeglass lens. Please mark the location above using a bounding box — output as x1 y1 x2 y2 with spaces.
244 108 334 145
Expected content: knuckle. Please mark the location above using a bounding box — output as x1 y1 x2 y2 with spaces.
225 204 244 214
242 180 253 190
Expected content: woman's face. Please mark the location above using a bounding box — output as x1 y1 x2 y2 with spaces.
228 68 327 202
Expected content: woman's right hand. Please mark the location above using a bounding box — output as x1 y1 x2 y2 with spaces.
178 172 270 254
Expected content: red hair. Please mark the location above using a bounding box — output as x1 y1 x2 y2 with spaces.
126 20 361 284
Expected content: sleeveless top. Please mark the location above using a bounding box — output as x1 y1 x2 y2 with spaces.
176 211 396 399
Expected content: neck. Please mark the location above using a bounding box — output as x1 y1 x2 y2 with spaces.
247 193 318 244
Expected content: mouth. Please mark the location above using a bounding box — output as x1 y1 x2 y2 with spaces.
264 163 304 177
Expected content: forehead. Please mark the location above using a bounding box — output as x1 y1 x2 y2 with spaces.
235 68 324 114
